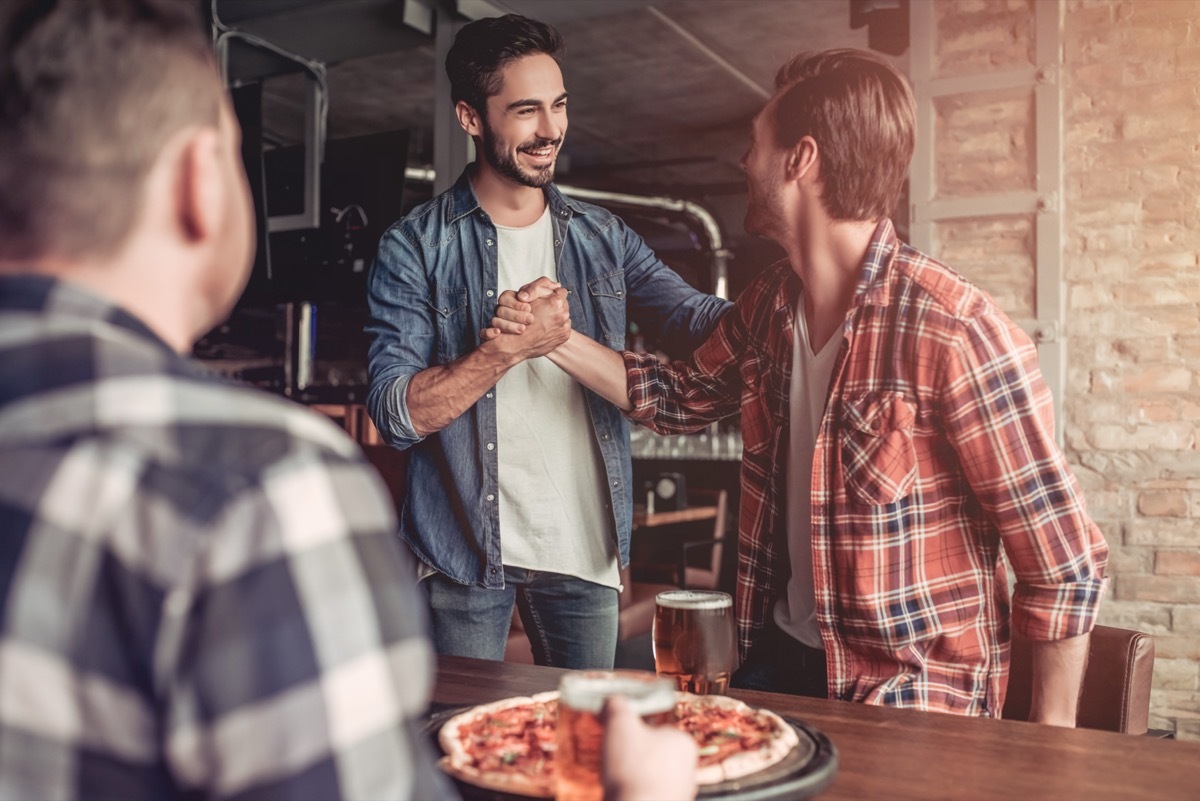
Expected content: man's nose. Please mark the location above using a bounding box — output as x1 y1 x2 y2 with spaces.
538 110 562 141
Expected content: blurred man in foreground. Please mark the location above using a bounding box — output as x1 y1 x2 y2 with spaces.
0 1 695 798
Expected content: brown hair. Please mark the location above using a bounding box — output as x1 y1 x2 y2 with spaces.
771 48 915 222
445 13 563 118
0 0 222 261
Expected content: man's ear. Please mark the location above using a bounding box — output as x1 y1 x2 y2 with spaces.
788 135 819 182
456 100 483 137
176 127 223 244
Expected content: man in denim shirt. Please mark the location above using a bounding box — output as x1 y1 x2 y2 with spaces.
366 14 729 669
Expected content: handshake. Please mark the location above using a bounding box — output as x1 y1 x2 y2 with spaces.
480 275 572 361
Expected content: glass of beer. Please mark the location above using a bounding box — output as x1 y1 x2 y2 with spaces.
653 589 736 695
555 670 676 801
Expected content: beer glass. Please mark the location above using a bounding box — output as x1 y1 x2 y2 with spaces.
555 670 676 801
652 589 736 695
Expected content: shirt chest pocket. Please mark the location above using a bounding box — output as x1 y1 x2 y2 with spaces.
426 286 470 361
839 393 918 506
587 271 627 347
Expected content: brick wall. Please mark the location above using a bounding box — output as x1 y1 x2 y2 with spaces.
929 0 1200 737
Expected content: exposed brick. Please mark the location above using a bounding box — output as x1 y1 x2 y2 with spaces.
1137 491 1189 517
1154 659 1200 691
1177 719 1200 742
1086 423 1195 451
1156 550 1200 577
1174 606 1200 633
1128 519 1200 548
1150 635 1200 662
1116 574 1200 604
1098 601 1173 633
1103 542 1152 575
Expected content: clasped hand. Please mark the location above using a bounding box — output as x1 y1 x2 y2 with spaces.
480 276 570 360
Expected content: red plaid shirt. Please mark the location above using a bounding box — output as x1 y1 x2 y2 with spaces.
624 220 1108 716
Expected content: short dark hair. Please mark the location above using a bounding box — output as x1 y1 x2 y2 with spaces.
0 0 221 261
445 13 563 116
771 49 915 222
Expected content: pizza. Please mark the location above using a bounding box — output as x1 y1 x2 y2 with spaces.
436 691 799 797
437 691 560 797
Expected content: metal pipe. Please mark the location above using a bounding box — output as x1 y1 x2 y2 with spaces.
402 167 730 300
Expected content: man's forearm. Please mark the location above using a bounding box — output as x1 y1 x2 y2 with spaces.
406 341 522 436
1026 632 1090 727
545 331 632 411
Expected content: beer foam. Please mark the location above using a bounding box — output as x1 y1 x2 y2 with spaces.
558 670 675 715
655 590 733 610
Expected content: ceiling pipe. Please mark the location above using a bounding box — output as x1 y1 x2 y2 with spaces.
644 6 770 100
403 167 730 300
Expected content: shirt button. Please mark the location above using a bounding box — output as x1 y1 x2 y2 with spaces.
554 240 561 247
486 289 495 297
602 433 610 440
560 210 568 217
486 239 494 247
486 392 494 399
486 494 495 502
611 479 620 488
616 290 624 298
487 442 495 451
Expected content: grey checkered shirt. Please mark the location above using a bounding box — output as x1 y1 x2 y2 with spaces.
0 275 452 800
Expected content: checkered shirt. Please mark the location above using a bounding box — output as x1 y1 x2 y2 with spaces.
623 220 1109 716
0 275 451 799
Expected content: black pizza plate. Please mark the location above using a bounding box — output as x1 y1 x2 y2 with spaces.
424 703 838 801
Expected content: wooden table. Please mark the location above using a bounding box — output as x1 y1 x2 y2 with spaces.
435 655 1200 801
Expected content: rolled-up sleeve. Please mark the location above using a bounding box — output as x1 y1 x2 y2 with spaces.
365 226 432 450
623 298 746 435
940 310 1109 641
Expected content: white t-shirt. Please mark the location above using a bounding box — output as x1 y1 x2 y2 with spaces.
493 205 620 589
774 290 840 649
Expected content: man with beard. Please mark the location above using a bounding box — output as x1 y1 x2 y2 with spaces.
490 49 1108 723
365 14 729 668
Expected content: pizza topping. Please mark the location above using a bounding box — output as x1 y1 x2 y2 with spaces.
438 690 798 796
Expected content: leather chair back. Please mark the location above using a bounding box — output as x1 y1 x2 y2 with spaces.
1003 625 1154 734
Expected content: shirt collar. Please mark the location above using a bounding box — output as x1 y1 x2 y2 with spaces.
851 218 899 309
444 165 589 225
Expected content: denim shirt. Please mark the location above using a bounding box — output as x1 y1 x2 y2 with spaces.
365 168 731 588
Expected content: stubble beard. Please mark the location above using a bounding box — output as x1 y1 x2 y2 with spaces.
481 121 560 189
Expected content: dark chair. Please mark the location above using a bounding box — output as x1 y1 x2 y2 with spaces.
360 443 407 513
633 488 728 591
1003 625 1155 734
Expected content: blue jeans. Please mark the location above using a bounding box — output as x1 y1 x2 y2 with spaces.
422 566 618 669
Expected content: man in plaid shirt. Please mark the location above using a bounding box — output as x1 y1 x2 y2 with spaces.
0 3 698 799
0 1 456 798
491 49 1108 723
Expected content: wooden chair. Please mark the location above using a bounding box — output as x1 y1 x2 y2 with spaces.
632 488 728 591
1003 625 1155 734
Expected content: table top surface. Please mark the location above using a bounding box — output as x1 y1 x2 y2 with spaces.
433 655 1200 801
